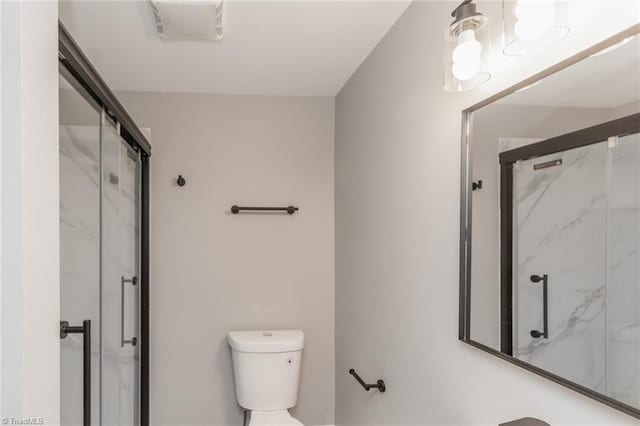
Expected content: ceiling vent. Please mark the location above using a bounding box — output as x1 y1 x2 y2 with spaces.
149 0 224 41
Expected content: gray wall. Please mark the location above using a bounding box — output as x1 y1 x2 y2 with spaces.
334 2 639 425
117 92 335 426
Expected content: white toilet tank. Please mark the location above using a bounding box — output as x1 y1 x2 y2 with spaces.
228 330 304 411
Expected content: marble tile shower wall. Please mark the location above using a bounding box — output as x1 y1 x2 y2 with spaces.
100 121 139 426
60 123 140 425
60 124 102 426
606 133 640 408
514 142 607 392
512 136 640 408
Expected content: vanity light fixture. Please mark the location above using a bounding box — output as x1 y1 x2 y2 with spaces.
502 0 569 56
443 0 491 92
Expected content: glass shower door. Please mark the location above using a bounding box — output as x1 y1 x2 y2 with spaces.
513 141 608 392
101 114 141 426
606 131 640 407
60 72 102 426
511 130 640 404
60 70 141 425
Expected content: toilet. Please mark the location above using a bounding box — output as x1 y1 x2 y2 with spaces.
228 330 305 425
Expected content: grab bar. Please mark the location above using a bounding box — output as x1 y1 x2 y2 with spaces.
530 274 549 339
349 369 386 392
60 320 91 426
231 205 299 215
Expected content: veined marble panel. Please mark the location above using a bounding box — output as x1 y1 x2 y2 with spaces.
60 124 102 426
606 132 640 408
513 141 607 392
509 133 640 409
60 122 141 426
101 121 140 426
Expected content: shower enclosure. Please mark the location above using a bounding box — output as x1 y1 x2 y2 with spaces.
59 23 150 426
500 115 640 409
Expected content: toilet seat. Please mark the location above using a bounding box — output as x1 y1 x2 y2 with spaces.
248 410 303 426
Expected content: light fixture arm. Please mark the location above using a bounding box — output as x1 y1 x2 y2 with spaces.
451 0 479 23
449 0 487 37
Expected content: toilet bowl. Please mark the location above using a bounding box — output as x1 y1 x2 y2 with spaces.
228 330 305 426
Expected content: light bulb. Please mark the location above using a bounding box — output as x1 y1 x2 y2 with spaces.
514 0 556 42
451 29 482 81
452 59 482 81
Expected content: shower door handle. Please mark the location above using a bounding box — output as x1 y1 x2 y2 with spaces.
530 274 548 339
60 320 91 426
121 276 138 347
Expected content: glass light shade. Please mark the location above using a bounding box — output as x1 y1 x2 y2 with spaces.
503 0 570 56
443 16 491 92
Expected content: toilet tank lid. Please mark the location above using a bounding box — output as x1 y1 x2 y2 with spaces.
227 330 304 353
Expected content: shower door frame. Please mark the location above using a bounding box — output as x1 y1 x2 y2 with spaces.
498 112 640 357
59 21 151 426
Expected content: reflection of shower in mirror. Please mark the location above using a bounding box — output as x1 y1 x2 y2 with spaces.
461 26 640 417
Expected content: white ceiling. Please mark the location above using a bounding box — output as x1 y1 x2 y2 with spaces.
59 0 411 96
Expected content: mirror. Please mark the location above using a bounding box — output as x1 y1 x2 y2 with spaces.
460 26 640 418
